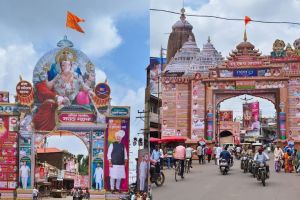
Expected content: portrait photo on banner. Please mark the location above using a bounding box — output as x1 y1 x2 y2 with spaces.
104 118 129 192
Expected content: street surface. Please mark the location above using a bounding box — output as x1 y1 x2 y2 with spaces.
152 155 300 200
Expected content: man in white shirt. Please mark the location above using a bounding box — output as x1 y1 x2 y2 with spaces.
185 146 194 168
94 163 104 190
107 130 128 192
215 145 223 166
139 154 148 191
20 161 30 189
197 145 203 164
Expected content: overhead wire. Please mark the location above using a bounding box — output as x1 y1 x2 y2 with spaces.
150 8 300 26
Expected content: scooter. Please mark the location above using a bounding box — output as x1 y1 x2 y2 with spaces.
274 157 282 172
219 159 229 175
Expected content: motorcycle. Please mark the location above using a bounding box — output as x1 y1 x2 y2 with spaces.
241 156 248 173
256 162 268 186
150 163 165 187
119 183 136 200
249 159 258 178
247 158 254 174
296 160 300 173
219 159 229 175
235 152 241 160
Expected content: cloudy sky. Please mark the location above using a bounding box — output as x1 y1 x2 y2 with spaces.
0 0 148 155
151 0 300 117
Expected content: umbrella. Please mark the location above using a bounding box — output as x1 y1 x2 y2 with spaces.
198 138 207 145
149 137 161 143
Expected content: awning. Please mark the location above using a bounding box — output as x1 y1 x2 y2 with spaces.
149 137 161 143
160 136 187 143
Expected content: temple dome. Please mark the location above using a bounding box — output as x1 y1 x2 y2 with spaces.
32 36 96 88
236 30 255 51
167 8 195 64
172 8 193 30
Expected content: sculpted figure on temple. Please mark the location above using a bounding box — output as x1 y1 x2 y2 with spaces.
271 39 286 58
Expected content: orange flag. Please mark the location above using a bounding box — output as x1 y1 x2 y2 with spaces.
244 16 251 25
66 11 85 33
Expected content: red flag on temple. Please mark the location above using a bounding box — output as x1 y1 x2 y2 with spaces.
244 16 252 25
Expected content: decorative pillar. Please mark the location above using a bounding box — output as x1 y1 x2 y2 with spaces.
206 104 213 141
279 102 286 140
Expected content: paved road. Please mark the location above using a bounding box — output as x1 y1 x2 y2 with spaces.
152 155 300 200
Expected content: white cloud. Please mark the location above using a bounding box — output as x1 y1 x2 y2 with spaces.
111 86 145 140
0 43 39 100
81 17 122 58
95 68 107 83
151 0 300 57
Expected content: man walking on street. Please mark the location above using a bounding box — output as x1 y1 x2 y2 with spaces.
197 144 203 164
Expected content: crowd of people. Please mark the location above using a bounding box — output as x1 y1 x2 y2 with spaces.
151 141 300 174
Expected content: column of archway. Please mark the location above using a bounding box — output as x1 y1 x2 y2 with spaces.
279 87 288 140
205 86 213 141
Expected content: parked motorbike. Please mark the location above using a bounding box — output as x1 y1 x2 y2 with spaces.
219 159 229 175
296 160 300 173
119 183 136 200
241 156 248 173
150 163 165 187
256 162 268 186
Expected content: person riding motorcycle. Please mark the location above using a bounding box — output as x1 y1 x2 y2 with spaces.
254 147 270 177
274 145 283 169
219 146 231 165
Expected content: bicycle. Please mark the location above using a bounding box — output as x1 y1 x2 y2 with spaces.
174 159 184 182
185 158 191 173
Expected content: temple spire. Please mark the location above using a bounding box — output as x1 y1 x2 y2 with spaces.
208 36 211 43
180 7 186 21
244 29 247 42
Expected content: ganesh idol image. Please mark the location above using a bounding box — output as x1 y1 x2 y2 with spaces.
32 46 96 131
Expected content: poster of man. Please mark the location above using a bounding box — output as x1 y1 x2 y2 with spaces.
137 149 149 192
0 92 9 103
19 158 31 189
94 163 104 190
105 118 129 192
243 102 260 136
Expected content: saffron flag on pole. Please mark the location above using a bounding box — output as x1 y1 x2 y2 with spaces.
244 16 251 25
66 11 85 33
